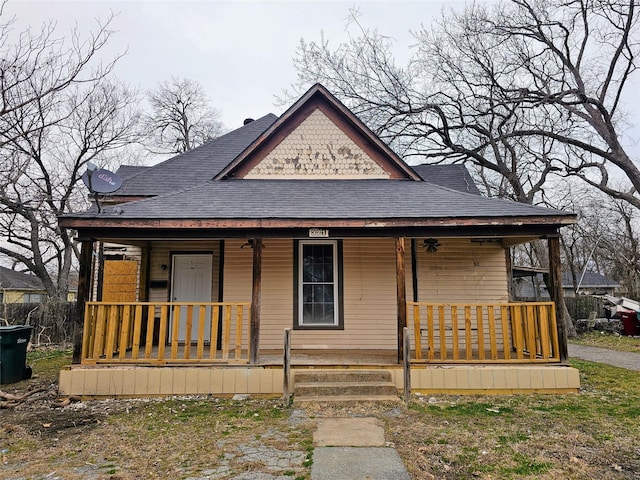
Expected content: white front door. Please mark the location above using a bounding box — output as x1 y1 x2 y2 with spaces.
171 254 213 342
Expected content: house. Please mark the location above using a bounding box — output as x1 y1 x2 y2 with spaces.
513 270 620 299
0 266 78 304
0 266 46 303
58 84 579 398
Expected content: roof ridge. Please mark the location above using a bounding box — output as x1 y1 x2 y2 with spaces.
121 113 278 184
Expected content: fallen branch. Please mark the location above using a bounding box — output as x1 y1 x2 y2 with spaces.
0 388 47 402
51 396 81 408
0 388 50 408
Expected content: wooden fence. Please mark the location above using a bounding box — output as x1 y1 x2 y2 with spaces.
1 301 75 345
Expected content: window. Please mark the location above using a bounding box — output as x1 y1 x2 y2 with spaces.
294 240 343 329
23 293 43 303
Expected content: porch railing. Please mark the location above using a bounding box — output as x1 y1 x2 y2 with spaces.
81 302 251 365
407 302 560 363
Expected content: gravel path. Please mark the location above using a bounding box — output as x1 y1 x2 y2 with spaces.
569 343 640 371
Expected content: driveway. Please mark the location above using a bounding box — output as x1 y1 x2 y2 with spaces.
569 343 640 371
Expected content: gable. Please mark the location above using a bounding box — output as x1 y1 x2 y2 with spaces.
244 108 389 179
216 84 420 181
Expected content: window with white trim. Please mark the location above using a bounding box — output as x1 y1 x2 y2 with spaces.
296 240 342 328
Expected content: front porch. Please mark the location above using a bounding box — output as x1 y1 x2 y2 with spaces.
58 298 580 398
78 300 562 366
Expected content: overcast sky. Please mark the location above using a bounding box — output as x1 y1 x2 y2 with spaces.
6 0 461 130
5 0 639 157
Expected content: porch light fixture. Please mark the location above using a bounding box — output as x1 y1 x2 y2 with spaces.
423 238 440 253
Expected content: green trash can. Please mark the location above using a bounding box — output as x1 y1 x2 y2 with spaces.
0 325 33 384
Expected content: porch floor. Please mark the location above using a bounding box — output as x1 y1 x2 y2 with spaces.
259 349 399 366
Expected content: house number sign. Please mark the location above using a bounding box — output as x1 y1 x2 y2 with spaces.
308 228 329 238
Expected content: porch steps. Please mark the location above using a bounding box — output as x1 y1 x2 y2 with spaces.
293 369 399 402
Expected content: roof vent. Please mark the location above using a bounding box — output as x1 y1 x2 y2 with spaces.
243 118 254 125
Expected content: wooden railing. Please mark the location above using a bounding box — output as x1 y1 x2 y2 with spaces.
81 302 251 365
407 302 560 363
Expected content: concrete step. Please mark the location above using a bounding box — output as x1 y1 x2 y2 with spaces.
295 381 399 397
294 394 400 403
293 369 399 401
294 369 392 384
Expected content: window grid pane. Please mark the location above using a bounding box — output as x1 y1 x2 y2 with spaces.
300 242 336 325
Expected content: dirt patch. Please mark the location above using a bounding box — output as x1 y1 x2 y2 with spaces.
3 350 640 479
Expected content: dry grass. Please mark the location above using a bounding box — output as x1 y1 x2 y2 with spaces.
571 331 640 353
1 350 639 479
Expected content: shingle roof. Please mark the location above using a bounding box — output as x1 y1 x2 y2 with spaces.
0 266 45 290
116 165 149 180
115 114 278 196
562 272 619 288
63 86 575 229
412 164 481 195
77 179 569 220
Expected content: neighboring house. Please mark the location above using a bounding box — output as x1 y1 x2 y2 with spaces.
513 271 620 299
0 266 46 303
59 84 579 398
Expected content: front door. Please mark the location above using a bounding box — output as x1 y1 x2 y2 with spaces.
170 254 213 342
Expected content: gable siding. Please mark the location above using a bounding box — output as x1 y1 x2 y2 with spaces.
244 108 390 179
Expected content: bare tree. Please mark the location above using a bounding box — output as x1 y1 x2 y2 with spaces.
288 1 639 209
564 191 640 298
0 10 140 300
143 77 224 154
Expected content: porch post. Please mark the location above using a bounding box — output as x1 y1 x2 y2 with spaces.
139 245 151 302
396 237 407 363
72 239 94 364
250 238 263 364
505 246 513 301
548 236 568 362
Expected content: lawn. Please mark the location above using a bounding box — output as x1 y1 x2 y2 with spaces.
571 331 640 353
1 348 638 479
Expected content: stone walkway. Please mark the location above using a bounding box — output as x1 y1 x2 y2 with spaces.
569 343 640 371
311 417 411 480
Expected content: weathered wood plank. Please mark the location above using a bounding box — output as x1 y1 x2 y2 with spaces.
184 305 193 359
105 306 118 360
118 306 131 360
131 305 143 359
451 306 459 360
500 305 511 360
158 305 168 360
465 306 472 360
210 307 220 360
235 305 243 360
144 307 155 359
427 305 435 360
477 306 485 361
438 305 446 360
197 306 206 359
488 306 498 360
413 304 422 360
171 305 181 360
223 305 232 360
250 238 263 364
396 238 407 363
